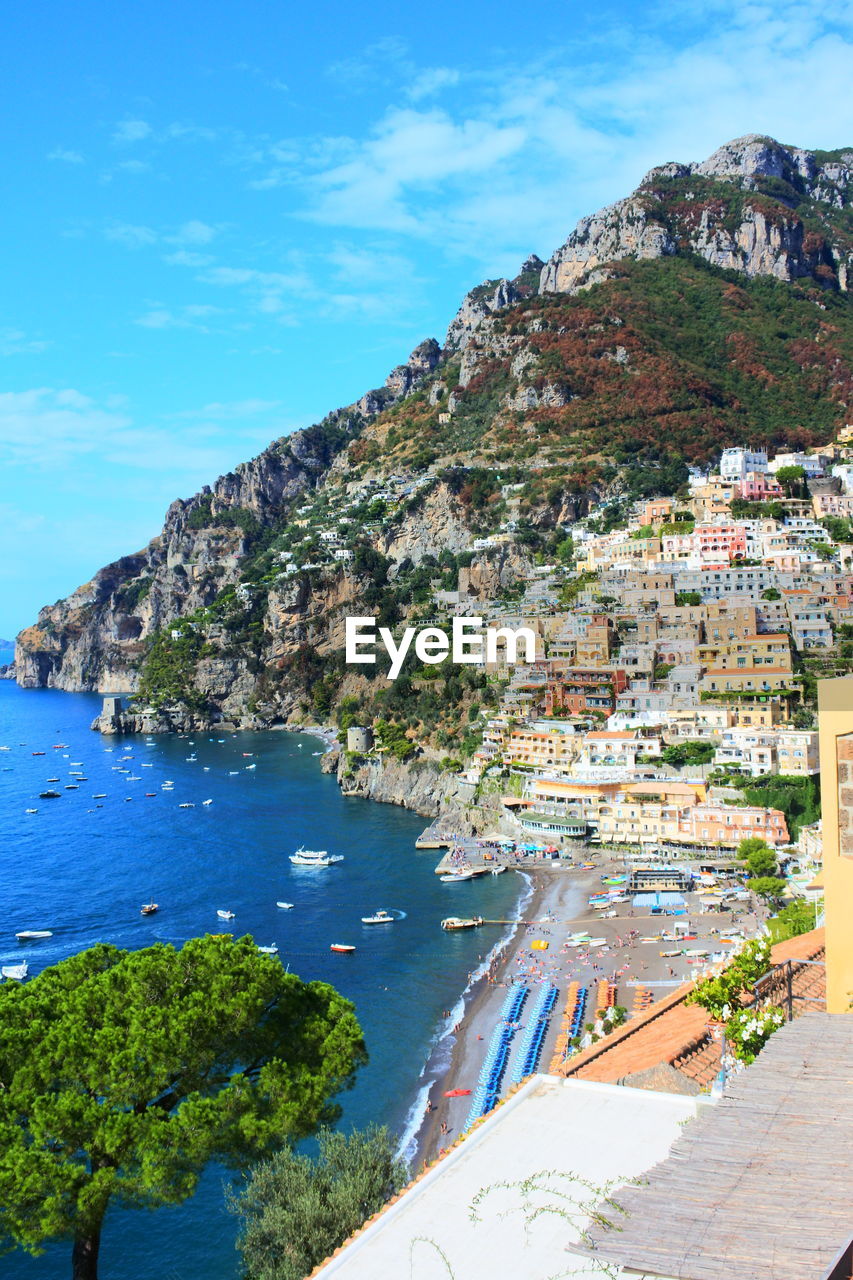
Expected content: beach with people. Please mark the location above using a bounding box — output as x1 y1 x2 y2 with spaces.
412 851 762 1166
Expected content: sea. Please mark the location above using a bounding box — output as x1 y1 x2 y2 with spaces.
0 665 523 1280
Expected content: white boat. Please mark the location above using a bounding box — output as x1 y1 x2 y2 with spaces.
361 909 394 925
439 869 477 883
2 962 28 980
178 802 195 809
16 930 53 940
25 808 38 814
276 901 294 909
289 848 344 866
245 763 256 770
257 943 279 955
202 799 213 806
228 771 239 776
441 916 484 931
216 910 235 920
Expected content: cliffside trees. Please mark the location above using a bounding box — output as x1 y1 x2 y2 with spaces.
0 936 366 1280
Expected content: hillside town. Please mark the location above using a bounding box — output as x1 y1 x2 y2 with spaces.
320 436 853 877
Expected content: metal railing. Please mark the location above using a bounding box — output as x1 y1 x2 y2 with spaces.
752 957 826 1022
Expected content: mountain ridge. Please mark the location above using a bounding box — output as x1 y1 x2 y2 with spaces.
13 133 853 714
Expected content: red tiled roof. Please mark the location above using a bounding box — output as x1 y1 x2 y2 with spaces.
558 929 825 1089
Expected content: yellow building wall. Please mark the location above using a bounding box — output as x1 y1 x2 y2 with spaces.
818 677 853 1013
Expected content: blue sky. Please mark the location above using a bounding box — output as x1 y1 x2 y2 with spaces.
2 0 852 637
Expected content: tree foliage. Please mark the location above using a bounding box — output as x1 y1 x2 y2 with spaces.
0 936 366 1279
230 1125 408 1280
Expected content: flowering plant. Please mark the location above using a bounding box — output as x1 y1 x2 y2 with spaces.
724 1006 785 1063
685 937 772 1020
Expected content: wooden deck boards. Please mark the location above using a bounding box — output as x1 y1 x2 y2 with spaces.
574 1013 853 1279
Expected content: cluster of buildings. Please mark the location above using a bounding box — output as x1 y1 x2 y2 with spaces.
453 440 853 854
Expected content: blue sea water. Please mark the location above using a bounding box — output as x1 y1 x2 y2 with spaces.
0 677 522 1279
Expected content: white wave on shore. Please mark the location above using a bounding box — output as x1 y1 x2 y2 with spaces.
397 870 535 1165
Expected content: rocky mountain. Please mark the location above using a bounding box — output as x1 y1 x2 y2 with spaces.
14 134 853 730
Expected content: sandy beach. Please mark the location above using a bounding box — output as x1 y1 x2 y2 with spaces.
410 856 762 1168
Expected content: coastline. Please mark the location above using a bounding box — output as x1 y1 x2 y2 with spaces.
404 863 596 1169
403 853 764 1171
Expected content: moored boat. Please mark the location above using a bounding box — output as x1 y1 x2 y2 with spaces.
141 903 158 916
330 943 355 953
39 790 61 799
257 943 279 954
441 916 484 931
16 930 53 941
290 848 344 866
276 901 294 909
439 869 478 883
361 909 394 925
2 962 28 980
217 910 235 920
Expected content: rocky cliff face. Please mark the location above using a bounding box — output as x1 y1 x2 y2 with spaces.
540 135 852 296
15 340 441 693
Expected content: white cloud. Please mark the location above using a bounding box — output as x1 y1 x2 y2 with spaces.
117 158 151 173
171 219 219 245
0 328 50 356
163 249 215 267
105 222 158 248
113 119 152 144
0 388 131 467
198 263 313 316
134 303 221 330
173 398 282 419
260 2 853 270
47 147 84 164
407 67 461 101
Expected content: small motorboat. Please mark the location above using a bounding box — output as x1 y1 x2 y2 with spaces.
439 870 477 883
217 910 235 920
52 744 68 749
245 764 256 770
242 753 254 757
2 962 28 981
64 785 79 791
141 903 158 916
46 776 60 782
145 792 157 797
361 909 394 925
441 916 484 931
202 799 213 805
39 790 61 799
490 865 506 875
93 793 107 799
290 848 344 867
330 943 355 953
276 901 294 909
16 930 53 941
32 751 46 756
25 808 38 814
178 802 195 809
257 943 279 954
228 771 239 775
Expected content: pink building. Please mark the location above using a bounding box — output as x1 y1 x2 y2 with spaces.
738 472 784 501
